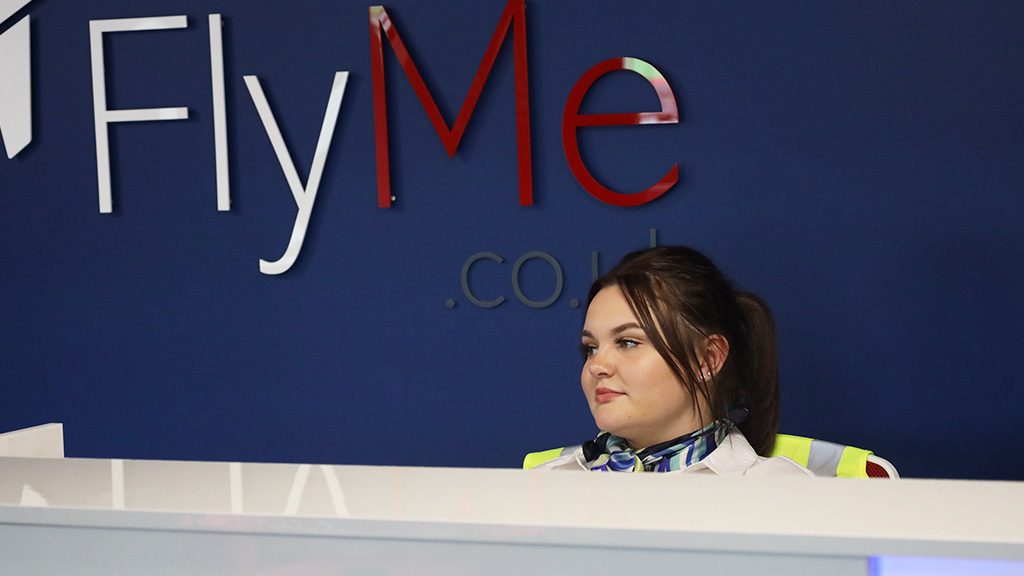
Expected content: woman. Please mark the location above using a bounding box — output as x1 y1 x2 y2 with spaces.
532 246 812 476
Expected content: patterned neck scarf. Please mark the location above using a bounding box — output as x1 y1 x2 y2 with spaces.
581 420 731 472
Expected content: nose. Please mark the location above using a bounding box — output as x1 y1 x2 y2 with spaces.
586 346 613 378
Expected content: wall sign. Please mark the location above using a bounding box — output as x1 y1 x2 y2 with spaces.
8 0 681 274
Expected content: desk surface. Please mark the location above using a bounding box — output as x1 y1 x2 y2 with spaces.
2 455 1023 560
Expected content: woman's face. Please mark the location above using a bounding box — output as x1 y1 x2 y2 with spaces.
580 285 706 449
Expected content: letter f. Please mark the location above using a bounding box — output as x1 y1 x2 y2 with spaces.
0 1 34 159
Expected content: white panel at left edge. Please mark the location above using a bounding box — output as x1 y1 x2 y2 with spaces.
0 424 64 458
0 15 32 159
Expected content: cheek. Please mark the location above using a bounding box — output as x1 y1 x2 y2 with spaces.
641 360 687 401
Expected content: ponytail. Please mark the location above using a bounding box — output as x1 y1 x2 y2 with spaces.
732 292 780 456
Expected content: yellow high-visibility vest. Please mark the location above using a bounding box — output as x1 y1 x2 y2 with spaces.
770 434 872 478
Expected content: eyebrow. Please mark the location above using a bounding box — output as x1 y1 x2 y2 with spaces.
581 322 644 339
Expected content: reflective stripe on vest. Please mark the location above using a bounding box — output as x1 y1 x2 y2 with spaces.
771 434 872 478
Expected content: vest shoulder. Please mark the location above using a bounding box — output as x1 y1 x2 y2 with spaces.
524 446 584 470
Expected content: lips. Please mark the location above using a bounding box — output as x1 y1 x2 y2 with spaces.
595 387 625 403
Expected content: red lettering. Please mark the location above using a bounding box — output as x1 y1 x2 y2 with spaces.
369 0 533 207
562 57 679 207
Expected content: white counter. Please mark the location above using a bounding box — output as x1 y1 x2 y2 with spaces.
1 455 1022 575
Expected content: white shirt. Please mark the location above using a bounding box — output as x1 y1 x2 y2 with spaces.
532 429 814 477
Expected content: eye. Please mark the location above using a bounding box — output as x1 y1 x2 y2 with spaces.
616 338 640 350
578 343 596 360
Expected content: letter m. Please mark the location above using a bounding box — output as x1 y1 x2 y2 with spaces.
369 0 532 207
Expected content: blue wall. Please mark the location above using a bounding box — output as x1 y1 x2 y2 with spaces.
2 0 1023 479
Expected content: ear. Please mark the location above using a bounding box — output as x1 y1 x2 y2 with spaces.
700 334 730 378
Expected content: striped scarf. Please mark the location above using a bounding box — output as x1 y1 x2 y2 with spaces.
582 420 730 472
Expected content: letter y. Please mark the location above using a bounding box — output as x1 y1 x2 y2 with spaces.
244 71 348 275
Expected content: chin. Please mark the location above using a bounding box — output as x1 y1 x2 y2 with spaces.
591 411 626 437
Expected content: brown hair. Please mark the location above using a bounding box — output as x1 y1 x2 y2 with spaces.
588 246 780 455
